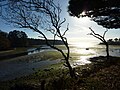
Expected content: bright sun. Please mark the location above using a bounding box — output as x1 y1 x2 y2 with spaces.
80 11 86 16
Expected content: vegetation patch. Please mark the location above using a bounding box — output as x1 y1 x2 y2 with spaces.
0 56 120 90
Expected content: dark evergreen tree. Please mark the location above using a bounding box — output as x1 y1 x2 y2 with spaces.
8 30 28 47
0 30 10 50
68 0 120 58
68 0 120 29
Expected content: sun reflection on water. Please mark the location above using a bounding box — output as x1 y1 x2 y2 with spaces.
73 42 95 48
70 42 96 55
70 42 96 67
76 56 91 65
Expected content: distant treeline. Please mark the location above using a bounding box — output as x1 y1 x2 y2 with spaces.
0 30 63 51
100 38 120 45
28 38 64 45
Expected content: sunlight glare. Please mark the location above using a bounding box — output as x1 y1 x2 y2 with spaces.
71 42 96 56
73 42 94 48
80 11 86 16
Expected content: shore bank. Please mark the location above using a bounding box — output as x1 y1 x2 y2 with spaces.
0 56 120 90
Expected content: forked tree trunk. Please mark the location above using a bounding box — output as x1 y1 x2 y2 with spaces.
3 0 76 79
89 28 110 59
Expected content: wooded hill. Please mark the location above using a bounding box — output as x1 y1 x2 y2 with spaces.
28 38 64 45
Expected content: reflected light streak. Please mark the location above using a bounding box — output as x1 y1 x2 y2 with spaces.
73 42 95 48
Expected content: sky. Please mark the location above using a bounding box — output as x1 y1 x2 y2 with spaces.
0 0 120 45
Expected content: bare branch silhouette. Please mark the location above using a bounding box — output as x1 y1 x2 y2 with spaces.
1 0 77 78
89 27 109 58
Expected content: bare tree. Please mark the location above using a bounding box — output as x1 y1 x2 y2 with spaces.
0 0 76 78
89 27 109 59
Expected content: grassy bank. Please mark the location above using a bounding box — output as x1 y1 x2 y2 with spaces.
0 46 40 61
0 56 120 90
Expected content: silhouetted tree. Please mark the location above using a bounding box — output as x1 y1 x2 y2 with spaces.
114 38 118 42
119 38 120 42
89 28 109 58
68 0 120 58
8 30 28 47
0 30 8 37
68 0 120 29
108 39 113 42
1 0 76 78
0 30 10 50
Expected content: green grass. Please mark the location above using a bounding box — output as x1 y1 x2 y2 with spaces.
0 46 89 62
0 56 120 90
0 45 40 56
0 44 95 61
0 45 41 61
1 44 120 89
41 50 63 60
0 68 72 90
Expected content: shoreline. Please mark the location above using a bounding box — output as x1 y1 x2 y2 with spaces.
0 56 120 89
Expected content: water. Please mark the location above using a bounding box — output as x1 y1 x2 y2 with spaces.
27 45 53 55
0 59 60 81
73 44 120 56
27 44 120 67
0 44 120 81
69 44 120 67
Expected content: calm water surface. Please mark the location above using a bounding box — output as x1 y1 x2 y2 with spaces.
0 44 120 81
70 44 120 66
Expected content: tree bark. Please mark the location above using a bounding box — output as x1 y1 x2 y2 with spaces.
105 42 109 59
89 28 110 59
65 57 77 79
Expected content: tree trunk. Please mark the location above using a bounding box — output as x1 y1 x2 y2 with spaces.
105 42 109 59
66 57 77 79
